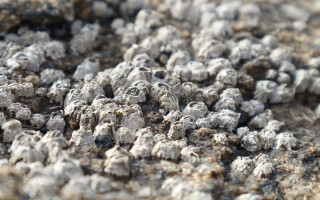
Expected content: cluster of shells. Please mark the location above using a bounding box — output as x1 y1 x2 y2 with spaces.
0 0 320 199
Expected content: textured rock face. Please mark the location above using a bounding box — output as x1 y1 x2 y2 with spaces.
0 0 320 199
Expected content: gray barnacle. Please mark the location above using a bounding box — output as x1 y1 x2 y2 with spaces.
194 87 219 108
240 100 265 117
69 129 95 147
43 40 65 60
180 146 199 164
249 109 273 129
131 80 150 95
151 140 180 161
228 46 252 66
259 129 276 150
8 82 34 98
265 120 284 133
278 61 296 75
213 132 229 145
135 9 161 28
47 78 71 106
104 145 130 177
109 73 127 93
81 80 105 103
156 25 180 44
64 100 88 129
40 69 65 86
214 98 236 112
130 127 154 158
166 51 191 72
168 121 187 140
183 101 208 120
2 119 22 143
70 23 100 54
207 58 233 78
216 68 237 87
199 12 219 28
240 131 264 152
270 84 295 103
123 44 146 61
111 61 135 77
265 69 277 80
113 126 136 144
230 156 254 174
163 110 182 124
184 61 209 82
252 154 274 178
64 89 82 109
15 108 31 121
79 106 97 131
179 115 196 130
0 87 14 108
93 122 114 141
197 40 226 60
270 48 292 66
254 80 277 103
261 35 278 48
10 145 44 165
217 109 241 132
216 1 240 20
119 105 145 131
126 66 153 86
124 86 146 104
73 58 100 81
179 82 197 104
140 37 161 59
220 88 243 105
196 117 212 129
273 132 297 151
164 77 181 98
46 111 66 134
133 53 157 68
276 72 291 84
159 92 180 114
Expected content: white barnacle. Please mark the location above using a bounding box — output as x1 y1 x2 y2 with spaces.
176 61 208 82
43 40 65 60
40 69 65 85
70 23 100 54
216 68 237 87
124 86 146 104
274 132 297 150
254 80 277 103
182 101 208 120
278 61 296 75
249 109 273 129
231 156 254 174
270 84 295 104
252 153 274 178
150 82 170 100
217 109 241 132
69 129 95 147
130 127 154 158
270 48 292 66
163 110 182 124
276 72 291 84
104 145 130 177
240 100 265 117
123 44 146 61
197 40 226 60
73 58 100 81
113 126 136 144
309 77 320 95
15 108 31 121
180 146 199 164
47 78 71 106
214 98 236 112
168 121 187 140
81 80 105 103
152 140 180 161
126 66 153 86
179 115 196 130
179 82 197 104
265 120 284 133
220 88 243 105
213 132 229 145
135 9 162 28
46 111 66 134
196 117 212 129
0 87 14 108
120 105 145 131
166 51 191 72
194 87 219 108
240 131 264 152
2 119 22 143
261 35 278 48
159 92 179 114
259 129 276 150
237 126 249 139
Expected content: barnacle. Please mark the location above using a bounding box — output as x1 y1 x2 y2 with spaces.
240 100 265 117
152 140 180 161
104 145 130 177
274 132 297 150
231 156 254 174
182 101 208 120
2 119 22 143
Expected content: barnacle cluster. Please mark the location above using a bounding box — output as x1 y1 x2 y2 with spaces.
0 0 320 199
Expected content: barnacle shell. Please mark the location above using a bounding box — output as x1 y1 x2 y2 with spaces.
104 145 130 177
152 140 180 161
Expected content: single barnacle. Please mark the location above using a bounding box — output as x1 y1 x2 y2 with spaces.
121 31 137 46
163 111 182 124
270 84 295 103
64 100 87 129
249 110 273 129
104 145 130 177
168 121 187 140
240 100 265 117
10 145 44 164
220 88 243 105
182 101 208 120
37 131 68 159
133 53 157 68
131 80 150 95
278 61 296 75
251 44 268 57
93 122 114 141
184 61 209 82
274 132 297 150
30 114 46 129
64 89 82 109
130 127 154 158
216 68 237 87
241 131 264 152
180 146 199 164
8 82 34 98
228 46 252 65
111 61 135 77
211 20 234 38
213 132 229 145
0 75 8 86
214 98 236 112
47 78 71 106
70 23 100 54
253 80 277 103
197 40 226 60
309 77 320 95
40 69 65 86
230 156 254 174
261 35 278 48
120 105 145 131
8 103 22 117
164 77 181 98
81 81 105 103
140 37 161 59
194 87 219 108
217 109 241 132
136 9 162 28
2 119 22 143
159 92 179 114
79 106 97 131
15 108 31 121
43 40 65 60
151 140 180 161
46 111 66 134
216 1 240 20
124 86 146 104
126 67 152 86
199 12 219 28
179 82 197 104
113 126 136 144
252 154 274 178
0 87 14 108
73 58 100 81
270 48 292 66
196 117 212 129
166 51 191 72
259 129 276 150
265 120 284 133
179 115 196 130
156 25 180 44
276 72 291 84
207 58 233 78
69 129 95 147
